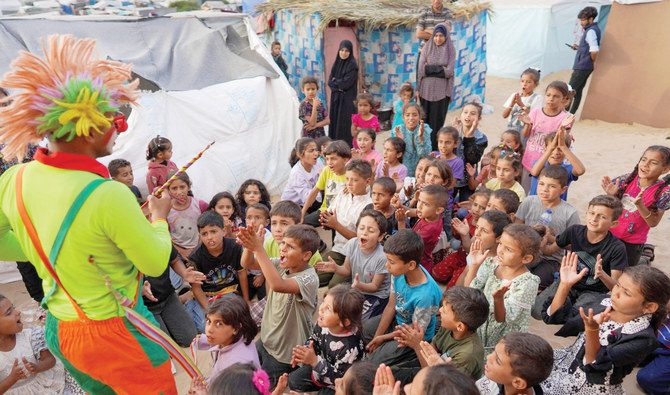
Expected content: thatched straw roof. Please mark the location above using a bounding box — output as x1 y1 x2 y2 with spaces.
256 0 491 33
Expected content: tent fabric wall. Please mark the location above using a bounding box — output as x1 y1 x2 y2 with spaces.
487 0 610 78
266 9 487 109
580 0 670 128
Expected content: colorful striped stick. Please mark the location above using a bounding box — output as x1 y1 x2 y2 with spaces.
140 140 215 209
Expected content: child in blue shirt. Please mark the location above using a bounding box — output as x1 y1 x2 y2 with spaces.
529 127 585 200
363 229 442 367
392 82 416 130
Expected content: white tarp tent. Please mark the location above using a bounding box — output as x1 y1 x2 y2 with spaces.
486 0 611 78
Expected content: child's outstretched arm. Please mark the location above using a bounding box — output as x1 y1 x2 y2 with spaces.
237 225 301 294
367 292 397 354
353 273 385 294
556 126 585 176
549 252 587 316
463 238 488 287
238 268 250 304
301 186 321 223
580 306 611 364
240 248 261 271
314 256 351 278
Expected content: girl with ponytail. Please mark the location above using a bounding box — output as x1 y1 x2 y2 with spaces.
281 137 323 213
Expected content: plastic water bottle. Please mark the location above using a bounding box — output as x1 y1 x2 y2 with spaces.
538 210 552 226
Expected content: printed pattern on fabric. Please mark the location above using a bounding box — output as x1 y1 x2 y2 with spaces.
305 325 366 388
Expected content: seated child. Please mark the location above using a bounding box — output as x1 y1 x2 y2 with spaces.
301 140 351 226
486 189 520 222
316 136 332 165
282 137 324 213
208 192 243 238
298 76 329 138
142 245 201 347
376 137 408 188
464 224 541 355
237 224 320 387
476 332 554 395
541 265 670 395
374 361 479 395
397 184 447 274
318 159 373 287
166 171 209 259
392 82 415 130
500 129 524 157
529 128 585 200
366 177 398 237
108 158 142 202
432 127 465 190
193 295 259 384
236 179 272 226
145 135 177 193
186 211 249 333
351 93 380 149
485 150 525 202
0 294 84 395
393 103 432 177
451 210 511 289
288 285 366 394
195 363 281 395
364 229 442 367
333 360 376 395
315 210 390 319
393 286 489 383
515 165 580 290
399 155 432 205
531 195 627 320
637 311 670 395
352 129 383 168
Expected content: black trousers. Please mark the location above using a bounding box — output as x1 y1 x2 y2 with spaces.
568 69 592 114
422 96 450 151
17 261 44 303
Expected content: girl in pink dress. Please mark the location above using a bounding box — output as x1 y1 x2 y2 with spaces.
351 93 380 149
352 128 383 170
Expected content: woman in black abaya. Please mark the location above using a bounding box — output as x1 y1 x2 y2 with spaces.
327 40 358 146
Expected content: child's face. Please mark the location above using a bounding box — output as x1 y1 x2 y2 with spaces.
501 133 519 151
544 87 565 111
417 191 444 221
495 158 518 184
586 205 617 234
385 253 413 277
400 90 412 103
610 273 655 319
112 165 134 188
270 215 296 243
496 232 531 267
300 142 320 167
243 184 262 206
470 195 489 222
356 133 374 154
302 82 318 100
278 236 310 270
357 216 383 251
438 301 460 331
424 166 446 187
168 179 190 201
437 134 457 157
402 107 421 130
318 294 345 331
520 73 538 95
484 340 517 386
547 146 566 165
460 104 480 127
382 141 402 164
486 196 507 214
334 368 353 395
213 197 235 219
415 158 431 184
271 44 281 56
536 176 565 204
403 366 428 395
638 149 670 181
345 170 370 196
157 143 173 161
204 312 237 347
198 224 224 251
371 183 393 212
474 217 498 252
357 99 371 115
326 153 347 174
0 299 22 335
245 207 269 230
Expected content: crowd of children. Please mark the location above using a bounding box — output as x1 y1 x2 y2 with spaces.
3 9 670 395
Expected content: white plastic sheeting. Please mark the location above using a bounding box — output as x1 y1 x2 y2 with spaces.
487 0 611 78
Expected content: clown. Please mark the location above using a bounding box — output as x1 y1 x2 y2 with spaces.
0 35 178 393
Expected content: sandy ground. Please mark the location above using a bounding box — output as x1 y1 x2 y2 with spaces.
2 70 669 394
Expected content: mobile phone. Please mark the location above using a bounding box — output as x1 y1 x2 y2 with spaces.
565 43 574 49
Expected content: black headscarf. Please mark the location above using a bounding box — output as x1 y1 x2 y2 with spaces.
330 40 358 80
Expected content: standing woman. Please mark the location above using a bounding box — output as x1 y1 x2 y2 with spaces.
328 40 359 146
416 22 455 151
